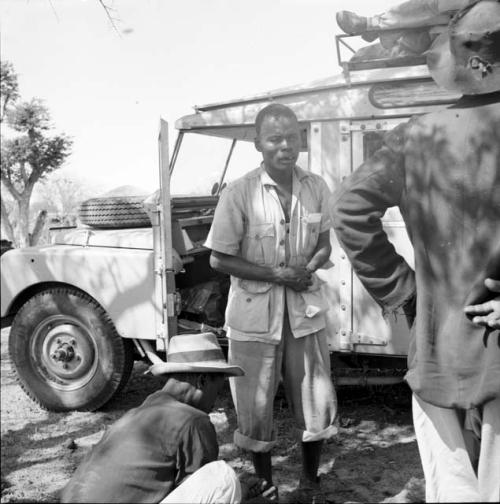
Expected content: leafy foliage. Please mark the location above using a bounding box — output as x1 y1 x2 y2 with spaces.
7 98 50 131
36 175 94 227
0 61 19 121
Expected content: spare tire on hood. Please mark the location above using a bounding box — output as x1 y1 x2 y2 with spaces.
78 196 152 229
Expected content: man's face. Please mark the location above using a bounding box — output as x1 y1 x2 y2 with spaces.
198 374 225 413
255 114 301 173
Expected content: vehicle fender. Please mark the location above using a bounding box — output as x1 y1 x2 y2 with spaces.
1 245 158 340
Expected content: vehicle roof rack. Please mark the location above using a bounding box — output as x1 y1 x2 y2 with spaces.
335 33 426 79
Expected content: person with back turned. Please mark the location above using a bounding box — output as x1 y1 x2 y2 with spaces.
331 1 500 501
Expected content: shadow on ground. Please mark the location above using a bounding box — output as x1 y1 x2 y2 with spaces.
2 327 424 504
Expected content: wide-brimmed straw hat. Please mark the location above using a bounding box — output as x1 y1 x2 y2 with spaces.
427 0 500 94
149 332 244 377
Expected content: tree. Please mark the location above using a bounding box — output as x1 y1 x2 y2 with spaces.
37 174 94 225
0 61 72 247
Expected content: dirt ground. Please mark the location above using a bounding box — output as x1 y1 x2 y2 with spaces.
1 327 425 503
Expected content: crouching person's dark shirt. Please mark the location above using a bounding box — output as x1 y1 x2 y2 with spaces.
60 391 219 503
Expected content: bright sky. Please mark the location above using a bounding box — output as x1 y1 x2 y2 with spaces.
0 0 389 194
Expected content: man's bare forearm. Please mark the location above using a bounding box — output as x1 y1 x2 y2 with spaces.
210 251 313 291
306 231 332 272
210 251 280 283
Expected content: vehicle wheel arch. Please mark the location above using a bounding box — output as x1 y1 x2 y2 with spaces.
5 281 93 324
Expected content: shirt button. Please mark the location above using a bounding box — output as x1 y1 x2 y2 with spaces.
280 219 285 225
279 262 285 267
246 298 252 303
279 240 285 245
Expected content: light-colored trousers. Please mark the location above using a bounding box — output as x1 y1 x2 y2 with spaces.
228 321 337 452
161 461 241 504
413 394 500 502
369 0 472 30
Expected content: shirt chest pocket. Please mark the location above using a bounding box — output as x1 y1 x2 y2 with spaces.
299 213 321 257
245 223 276 265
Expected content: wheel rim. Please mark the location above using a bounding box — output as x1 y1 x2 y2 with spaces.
30 314 99 391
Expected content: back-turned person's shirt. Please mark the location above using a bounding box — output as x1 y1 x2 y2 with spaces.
331 91 500 409
60 391 218 503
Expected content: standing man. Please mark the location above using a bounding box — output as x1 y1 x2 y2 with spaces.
331 1 500 501
205 103 337 503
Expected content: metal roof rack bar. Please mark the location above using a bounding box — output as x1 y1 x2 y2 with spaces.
335 33 427 80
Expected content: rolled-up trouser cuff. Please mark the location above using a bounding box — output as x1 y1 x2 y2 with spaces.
234 429 277 453
300 424 338 443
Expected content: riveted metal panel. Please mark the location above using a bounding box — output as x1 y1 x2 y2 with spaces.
349 120 414 355
310 120 353 352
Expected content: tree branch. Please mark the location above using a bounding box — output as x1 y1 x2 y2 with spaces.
19 160 28 185
30 209 48 246
47 0 60 22
98 0 122 36
0 194 17 246
1 94 12 123
0 175 22 201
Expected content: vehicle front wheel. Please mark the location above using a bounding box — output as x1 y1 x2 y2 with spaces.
9 287 134 412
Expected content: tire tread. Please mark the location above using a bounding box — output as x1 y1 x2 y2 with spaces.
78 196 151 229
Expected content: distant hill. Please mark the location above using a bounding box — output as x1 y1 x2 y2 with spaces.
100 185 152 197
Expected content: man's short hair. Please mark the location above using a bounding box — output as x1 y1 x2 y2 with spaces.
255 103 298 136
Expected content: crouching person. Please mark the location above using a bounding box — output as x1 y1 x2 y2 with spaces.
60 332 274 503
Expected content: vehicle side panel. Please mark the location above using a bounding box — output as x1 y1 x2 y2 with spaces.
310 119 413 356
1 246 158 340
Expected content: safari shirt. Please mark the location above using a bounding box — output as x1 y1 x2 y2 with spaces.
205 164 332 344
